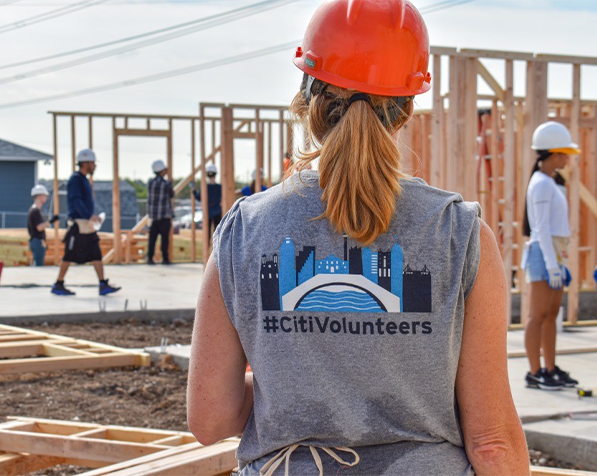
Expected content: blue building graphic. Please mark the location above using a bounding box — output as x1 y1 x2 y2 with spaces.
260 236 431 313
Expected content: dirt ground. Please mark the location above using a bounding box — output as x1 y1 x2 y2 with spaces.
0 320 590 475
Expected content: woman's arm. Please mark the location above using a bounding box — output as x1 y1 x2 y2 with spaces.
456 220 530 476
187 257 254 446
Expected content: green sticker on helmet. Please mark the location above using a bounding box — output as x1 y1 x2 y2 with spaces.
305 58 316 69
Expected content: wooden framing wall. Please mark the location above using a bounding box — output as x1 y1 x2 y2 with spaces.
400 46 597 325
50 107 294 265
49 47 597 324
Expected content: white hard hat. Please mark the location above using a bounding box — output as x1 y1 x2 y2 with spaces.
206 163 218 174
532 121 581 155
31 184 49 197
77 148 96 163
251 168 264 180
152 159 167 173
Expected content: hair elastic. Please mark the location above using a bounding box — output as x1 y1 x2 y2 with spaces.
348 93 372 106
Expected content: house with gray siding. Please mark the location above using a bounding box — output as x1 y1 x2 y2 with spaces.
0 139 52 228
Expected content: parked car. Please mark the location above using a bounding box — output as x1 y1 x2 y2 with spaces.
173 206 203 231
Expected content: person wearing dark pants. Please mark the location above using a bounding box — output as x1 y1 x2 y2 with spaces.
147 159 174 265
27 184 59 266
51 149 121 296
191 162 222 245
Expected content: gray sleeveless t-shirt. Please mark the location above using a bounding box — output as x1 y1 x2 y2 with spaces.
213 171 481 476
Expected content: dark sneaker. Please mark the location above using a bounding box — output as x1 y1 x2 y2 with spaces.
147 258 156 265
549 366 579 387
162 260 172 265
51 282 75 296
99 280 121 296
525 369 564 390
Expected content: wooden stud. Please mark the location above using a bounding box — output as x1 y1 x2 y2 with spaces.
568 64 581 323
89 116 93 149
112 119 122 264
503 61 516 325
490 101 500 237
267 121 273 187
431 54 443 188
52 114 60 266
190 119 196 263
255 109 263 193
279 109 285 180
71 115 76 172
167 119 174 262
200 106 210 263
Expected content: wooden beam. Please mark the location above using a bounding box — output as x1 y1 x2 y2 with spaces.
477 59 505 102
71 115 76 172
430 54 443 189
503 60 515 325
200 106 210 264
52 113 60 265
568 64 582 323
0 430 168 464
190 119 196 263
255 109 263 194
112 118 122 264
114 129 171 138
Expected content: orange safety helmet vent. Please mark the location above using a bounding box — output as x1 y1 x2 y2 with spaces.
294 0 431 97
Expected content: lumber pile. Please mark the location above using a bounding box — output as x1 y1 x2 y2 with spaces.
0 228 201 267
0 324 150 375
0 417 238 476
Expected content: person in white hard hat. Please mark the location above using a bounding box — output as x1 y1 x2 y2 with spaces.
27 184 59 266
52 149 121 296
522 121 580 390
147 159 174 265
190 162 222 243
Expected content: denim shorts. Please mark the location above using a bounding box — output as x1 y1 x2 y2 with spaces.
523 242 550 283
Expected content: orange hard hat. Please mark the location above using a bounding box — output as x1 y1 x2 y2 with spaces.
294 0 431 97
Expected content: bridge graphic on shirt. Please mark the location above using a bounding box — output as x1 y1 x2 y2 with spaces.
260 236 432 313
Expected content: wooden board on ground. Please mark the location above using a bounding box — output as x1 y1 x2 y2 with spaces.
0 417 238 476
0 324 150 374
0 229 202 267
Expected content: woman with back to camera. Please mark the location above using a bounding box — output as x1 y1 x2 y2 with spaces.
187 1 529 474
523 121 580 390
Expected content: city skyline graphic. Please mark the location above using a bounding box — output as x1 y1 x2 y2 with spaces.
260 236 432 313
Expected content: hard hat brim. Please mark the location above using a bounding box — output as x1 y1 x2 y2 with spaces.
549 147 581 155
293 57 431 97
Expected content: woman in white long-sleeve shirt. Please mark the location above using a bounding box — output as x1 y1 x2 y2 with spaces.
523 121 580 390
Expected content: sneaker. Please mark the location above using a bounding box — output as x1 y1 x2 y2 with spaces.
99 280 121 296
51 282 75 296
147 258 156 265
525 369 564 390
162 259 172 265
549 366 579 387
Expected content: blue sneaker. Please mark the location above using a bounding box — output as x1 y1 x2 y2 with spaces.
51 282 75 296
99 280 121 296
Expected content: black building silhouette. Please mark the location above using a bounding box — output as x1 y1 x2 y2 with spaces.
349 246 363 275
403 264 432 313
378 250 392 292
261 254 280 311
296 246 316 283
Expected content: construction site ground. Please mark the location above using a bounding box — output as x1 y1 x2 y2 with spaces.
0 264 202 323
0 319 594 474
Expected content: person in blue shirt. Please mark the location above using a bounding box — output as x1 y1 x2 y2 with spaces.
51 149 121 296
191 163 222 243
238 169 268 197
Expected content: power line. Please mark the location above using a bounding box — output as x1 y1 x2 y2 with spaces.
0 0 297 84
422 0 477 14
0 40 298 110
0 0 109 34
0 0 296 71
0 0 23 6
0 0 480 109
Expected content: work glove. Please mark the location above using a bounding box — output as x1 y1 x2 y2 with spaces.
49 214 60 224
563 267 572 287
547 267 563 289
594 266 597 286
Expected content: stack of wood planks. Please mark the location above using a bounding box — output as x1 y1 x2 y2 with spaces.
0 417 238 476
0 228 201 267
0 324 150 375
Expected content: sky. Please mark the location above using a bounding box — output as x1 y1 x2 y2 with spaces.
1 0 597 183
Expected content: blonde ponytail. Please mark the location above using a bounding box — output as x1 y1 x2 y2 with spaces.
289 84 413 246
